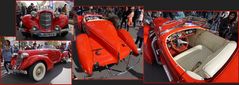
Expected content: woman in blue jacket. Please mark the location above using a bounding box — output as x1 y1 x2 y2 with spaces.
2 40 13 74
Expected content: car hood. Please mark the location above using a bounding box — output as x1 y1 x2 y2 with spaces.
18 49 59 56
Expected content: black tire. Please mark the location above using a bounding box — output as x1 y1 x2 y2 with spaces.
61 25 69 37
21 32 31 38
28 62 46 81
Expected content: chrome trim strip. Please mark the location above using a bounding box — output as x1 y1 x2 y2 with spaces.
163 65 173 82
151 36 161 65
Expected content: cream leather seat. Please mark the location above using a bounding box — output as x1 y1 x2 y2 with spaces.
173 30 237 80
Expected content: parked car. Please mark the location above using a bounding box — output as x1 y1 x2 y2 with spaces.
19 10 69 38
143 17 239 82
10 45 70 81
75 14 139 76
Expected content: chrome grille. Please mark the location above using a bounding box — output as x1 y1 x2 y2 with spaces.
40 12 52 28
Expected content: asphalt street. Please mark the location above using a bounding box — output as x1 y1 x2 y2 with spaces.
1 61 72 84
72 26 143 79
144 63 169 82
16 20 74 40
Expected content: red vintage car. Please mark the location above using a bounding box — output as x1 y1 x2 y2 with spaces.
75 14 139 76
19 10 69 38
11 45 70 81
144 17 239 82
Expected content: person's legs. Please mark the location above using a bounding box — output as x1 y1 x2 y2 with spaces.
120 19 125 28
133 19 137 27
135 36 139 44
138 37 143 48
4 61 10 72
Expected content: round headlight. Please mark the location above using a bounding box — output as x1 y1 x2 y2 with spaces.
55 25 60 31
32 26 37 31
31 11 37 17
55 12 60 18
20 53 29 59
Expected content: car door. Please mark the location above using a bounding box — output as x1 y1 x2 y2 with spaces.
51 49 61 63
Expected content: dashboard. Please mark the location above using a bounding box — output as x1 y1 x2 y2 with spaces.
167 29 196 49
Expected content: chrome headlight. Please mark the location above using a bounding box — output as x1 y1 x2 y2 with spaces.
20 53 29 59
55 25 60 31
31 11 37 18
32 26 37 31
12 53 18 57
55 12 60 18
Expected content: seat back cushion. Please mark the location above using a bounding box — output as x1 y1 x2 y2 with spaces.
189 30 228 52
200 41 237 78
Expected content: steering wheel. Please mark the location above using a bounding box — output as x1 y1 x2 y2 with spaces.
170 34 189 53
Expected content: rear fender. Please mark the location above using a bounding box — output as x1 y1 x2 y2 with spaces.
117 29 139 56
76 34 94 75
19 55 54 71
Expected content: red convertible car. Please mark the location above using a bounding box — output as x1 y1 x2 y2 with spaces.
19 10 69 38
75 14 139 76
144 17 239 82
11 45 70 81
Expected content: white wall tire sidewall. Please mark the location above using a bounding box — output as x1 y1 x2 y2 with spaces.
33 62 46 81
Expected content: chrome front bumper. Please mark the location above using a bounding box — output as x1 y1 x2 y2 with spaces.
19 28 69 37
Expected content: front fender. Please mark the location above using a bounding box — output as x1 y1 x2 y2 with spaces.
19 55 54 71
21 15 39 31
53 15 69 28
61 51 69 58
117 29 139 56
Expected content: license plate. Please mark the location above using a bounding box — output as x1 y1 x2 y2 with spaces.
39 33 57 37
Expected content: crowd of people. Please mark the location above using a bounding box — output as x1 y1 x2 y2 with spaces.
73 6 144 50
145 11 238 41
0 40 72 74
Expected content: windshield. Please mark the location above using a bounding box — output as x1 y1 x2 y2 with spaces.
40 45 56 49
85 15 105 22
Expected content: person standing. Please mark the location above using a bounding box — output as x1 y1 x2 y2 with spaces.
219 12 237 40
13 44 19 53
127 7 135 27
62 4 68 15
138 8 144 24
120 7 131 31
16 3 21 27
135 21 144 51
27 3 35 14
2 40 13 74
20 3 26 16
132 7 141 28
